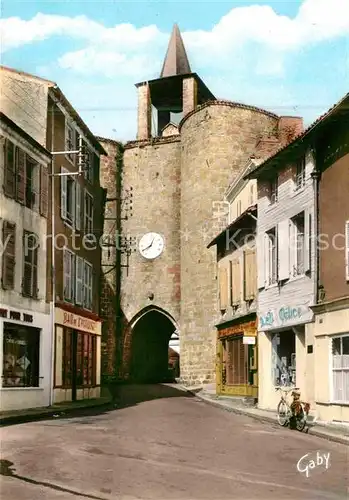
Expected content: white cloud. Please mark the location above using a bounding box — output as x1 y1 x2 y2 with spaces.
1 0 348 77
1 0 348 140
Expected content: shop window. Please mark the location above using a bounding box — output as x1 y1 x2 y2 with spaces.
2 323 40 387
272 330 296 386
332 335 349 403
62 329 96 388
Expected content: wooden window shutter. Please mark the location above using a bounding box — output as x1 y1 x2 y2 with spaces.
256 232 265 289
231 259 241 306
244 249 257 300
1 221 16 290
75 256 84 305
40 165 49 217
16 147 26 204
4 139 16 198
75 182 81 230
219 267 228 310
304 210 311 274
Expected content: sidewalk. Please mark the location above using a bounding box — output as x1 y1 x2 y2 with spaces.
0 395 112 426
181 384 349 446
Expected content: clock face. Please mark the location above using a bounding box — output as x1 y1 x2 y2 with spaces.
139 232 164 260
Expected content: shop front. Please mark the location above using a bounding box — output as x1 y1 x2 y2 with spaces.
257 303 313 411
0 304 51 411
307 302 349 423
53 307 102 403
216 317 258 399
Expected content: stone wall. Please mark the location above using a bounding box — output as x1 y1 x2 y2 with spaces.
121 138 181 329
179 102 279 386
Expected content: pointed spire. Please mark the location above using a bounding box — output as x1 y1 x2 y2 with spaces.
160 24 191 78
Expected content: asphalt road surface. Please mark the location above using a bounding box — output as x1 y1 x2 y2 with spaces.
1 384 348 500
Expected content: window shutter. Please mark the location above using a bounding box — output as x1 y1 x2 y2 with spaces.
16 148 26 204
63 249 71 300
61 167 68 220
40 165 49 217
257 232 265 289
304 210 311 274
3 139 16 198
231 259 241 306
75 182 81 230
219 267 228 310
278 219 290 281
1 221 16 290
244 249 257 300
75 256 84 305
32 235 39 298
72 180 76 226
345 221 349 281
264 233 270 286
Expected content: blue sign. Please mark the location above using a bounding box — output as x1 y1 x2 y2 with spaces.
259 311 274 328
279 306 302 323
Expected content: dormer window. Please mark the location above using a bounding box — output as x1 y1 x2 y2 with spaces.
295 157 306 190
270 176 278 204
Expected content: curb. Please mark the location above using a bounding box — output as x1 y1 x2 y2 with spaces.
0 400 113 427
185 388 349 446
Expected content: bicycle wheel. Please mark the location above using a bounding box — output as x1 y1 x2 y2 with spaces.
277 400 291 426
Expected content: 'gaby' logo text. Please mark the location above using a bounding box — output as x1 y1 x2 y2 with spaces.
297 451 331 478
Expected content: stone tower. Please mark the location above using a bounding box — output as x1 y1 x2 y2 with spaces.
99 25 301 386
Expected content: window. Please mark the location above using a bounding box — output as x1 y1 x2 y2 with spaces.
267 228 278 285
272 331 296 387
84 191 93 234
3 140 25 204
292 212 305 276
65 121 76 163
25 157 37 209
1 221 16 290
61 167 76 226
345 220 349 281
269 176 278 204
22 231 38 298
84 144 94 183
2 323 40 387
84 261 93 310
295 157 306 190
332 335 349 403
63 249 75 302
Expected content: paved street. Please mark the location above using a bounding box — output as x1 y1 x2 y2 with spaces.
1 384 348 500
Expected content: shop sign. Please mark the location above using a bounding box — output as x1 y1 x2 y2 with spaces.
259 304 312 330
218 320 256 338
55 308 101 335
0 308 33 323
243 336 256 345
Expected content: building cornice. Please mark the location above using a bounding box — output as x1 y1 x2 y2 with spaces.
310 296 349 314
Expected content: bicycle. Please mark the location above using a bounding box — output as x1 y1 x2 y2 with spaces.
276 386 310 431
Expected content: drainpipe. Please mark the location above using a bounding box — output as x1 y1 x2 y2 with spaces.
311 152 320 306
49 100 56 406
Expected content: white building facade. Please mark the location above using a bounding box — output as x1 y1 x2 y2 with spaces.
0 113 52 411
251 148 317 410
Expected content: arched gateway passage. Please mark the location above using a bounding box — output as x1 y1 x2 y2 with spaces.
129 309 178 383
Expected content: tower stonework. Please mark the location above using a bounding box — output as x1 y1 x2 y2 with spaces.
100 25 303 385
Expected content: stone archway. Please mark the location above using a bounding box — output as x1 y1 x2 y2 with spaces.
127 307 178 383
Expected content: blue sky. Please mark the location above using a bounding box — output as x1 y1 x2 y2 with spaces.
1 0 348 141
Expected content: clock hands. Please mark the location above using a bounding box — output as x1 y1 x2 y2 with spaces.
143 237 155 251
